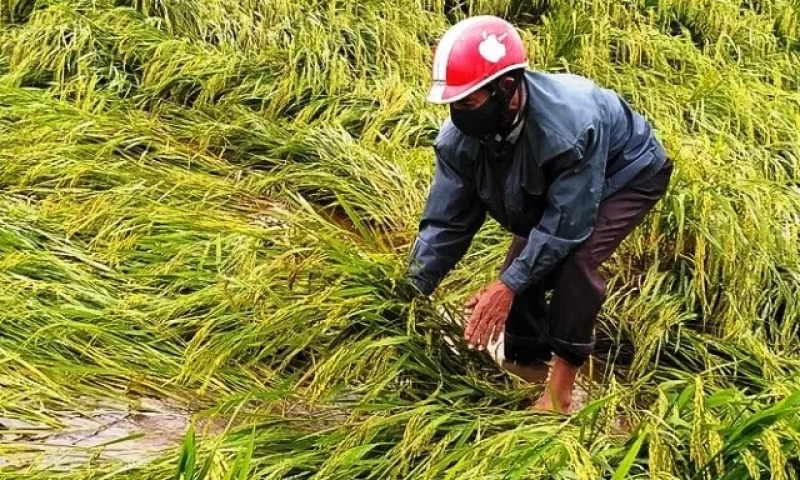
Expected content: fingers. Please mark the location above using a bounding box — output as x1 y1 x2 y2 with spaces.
464 312 478 343
472 310 493 350
463 284 512 351
469 303 497 351
491 320 504 344
463 292 483 332
463 292 482 317
471 309 505 350
464 309 486 348
464 291 505 350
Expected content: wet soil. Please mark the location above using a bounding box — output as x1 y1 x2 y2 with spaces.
0 397 223 470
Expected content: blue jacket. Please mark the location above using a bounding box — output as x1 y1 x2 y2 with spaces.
408 71 668 295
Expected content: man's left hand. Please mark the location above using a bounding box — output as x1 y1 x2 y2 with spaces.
464 280 515 350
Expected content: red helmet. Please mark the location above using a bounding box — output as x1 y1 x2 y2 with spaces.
427 16 528 104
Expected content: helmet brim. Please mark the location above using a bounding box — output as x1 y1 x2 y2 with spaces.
426 62 529 104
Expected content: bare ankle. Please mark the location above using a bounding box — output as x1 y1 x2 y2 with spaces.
502 360 550 383
542 356 580 412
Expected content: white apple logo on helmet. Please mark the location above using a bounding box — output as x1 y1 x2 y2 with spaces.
478 31 508 63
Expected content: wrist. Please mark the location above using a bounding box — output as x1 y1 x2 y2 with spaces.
497 279 515 296
498 262 526 295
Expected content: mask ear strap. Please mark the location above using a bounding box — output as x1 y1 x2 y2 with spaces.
493 70 522 128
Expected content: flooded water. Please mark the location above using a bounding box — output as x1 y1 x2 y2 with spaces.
0 397 221 470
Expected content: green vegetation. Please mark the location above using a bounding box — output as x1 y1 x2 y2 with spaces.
0 0 799 477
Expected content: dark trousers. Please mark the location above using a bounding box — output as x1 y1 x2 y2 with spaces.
501 159 674 367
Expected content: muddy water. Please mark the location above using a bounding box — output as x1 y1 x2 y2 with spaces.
0 397 221 469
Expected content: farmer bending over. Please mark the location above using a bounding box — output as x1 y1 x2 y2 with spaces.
407 16 673 412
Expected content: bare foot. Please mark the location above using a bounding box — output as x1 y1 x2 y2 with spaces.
529 387 571 413
527 356 578 414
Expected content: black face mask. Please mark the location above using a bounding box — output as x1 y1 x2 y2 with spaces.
449 91 504 138
449 72 523 139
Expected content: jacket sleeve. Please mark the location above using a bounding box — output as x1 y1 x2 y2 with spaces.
408 146 486 296
499 124 607 294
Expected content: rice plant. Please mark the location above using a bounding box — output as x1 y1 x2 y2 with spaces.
0 0 798 477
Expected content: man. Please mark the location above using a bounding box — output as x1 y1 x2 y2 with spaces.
407 15 673 412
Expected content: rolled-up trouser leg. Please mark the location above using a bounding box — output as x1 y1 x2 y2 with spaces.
502 160 674 367
546 159 674 366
